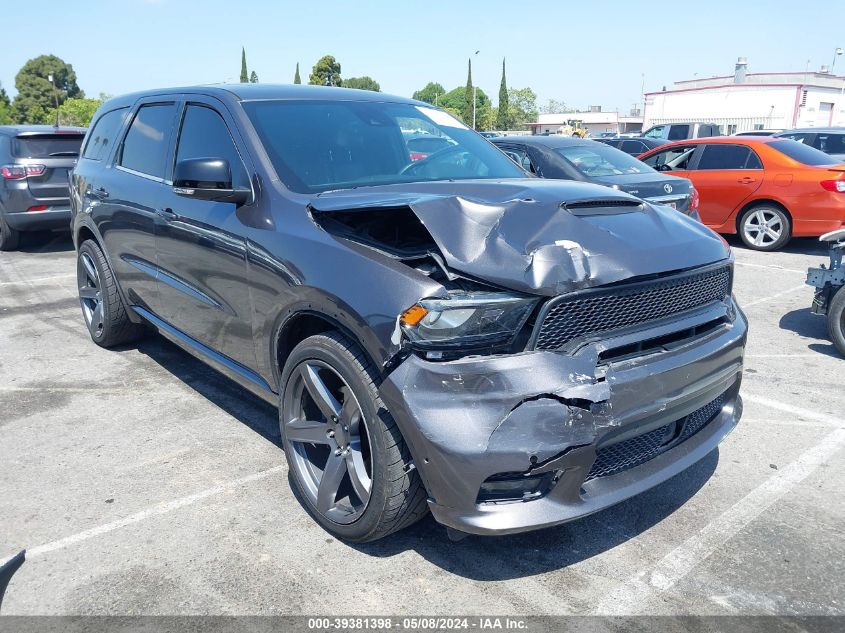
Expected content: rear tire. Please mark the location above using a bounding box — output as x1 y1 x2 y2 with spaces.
0 213 21 251
76 239 144 347
279 332 428 541
738 204 791 251
828 286 845 357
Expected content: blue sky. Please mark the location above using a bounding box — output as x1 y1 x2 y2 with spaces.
1 0 842 111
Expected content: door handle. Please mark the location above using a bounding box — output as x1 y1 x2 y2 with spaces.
156 207 179 221
737 177 756 184
89 186 109 199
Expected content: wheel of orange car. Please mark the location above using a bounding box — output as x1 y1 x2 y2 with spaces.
738 204 791 251
279 332 428 541
828 286 845 357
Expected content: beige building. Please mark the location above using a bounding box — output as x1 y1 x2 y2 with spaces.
527 108 644 137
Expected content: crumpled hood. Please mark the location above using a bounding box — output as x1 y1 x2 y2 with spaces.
311 179 730 296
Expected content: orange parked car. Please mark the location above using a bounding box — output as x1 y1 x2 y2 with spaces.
638 137 845 251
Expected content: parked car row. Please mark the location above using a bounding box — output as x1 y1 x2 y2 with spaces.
1 85 841 542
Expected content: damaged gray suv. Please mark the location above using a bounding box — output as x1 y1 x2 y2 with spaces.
70 85 746 541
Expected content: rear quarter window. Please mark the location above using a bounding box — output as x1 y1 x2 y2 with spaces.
83 108 129 161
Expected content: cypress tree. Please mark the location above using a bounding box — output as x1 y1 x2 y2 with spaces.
250 70 259 83
240 48 248 83
496 58 510 131
294 63 301 84
463 58 474 127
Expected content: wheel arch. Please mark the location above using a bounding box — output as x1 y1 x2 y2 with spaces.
734 198 792 233
272 308 389 392
73 219 143 324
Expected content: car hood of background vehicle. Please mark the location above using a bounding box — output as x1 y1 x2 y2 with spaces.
311 179 728 296
588 172 693 198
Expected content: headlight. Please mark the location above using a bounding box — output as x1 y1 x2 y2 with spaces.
399 292 538 350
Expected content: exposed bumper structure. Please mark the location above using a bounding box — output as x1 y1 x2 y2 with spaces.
379 301 747 535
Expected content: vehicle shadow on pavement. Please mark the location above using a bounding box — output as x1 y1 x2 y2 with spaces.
16 231 75 254
725 235 826 257
133 336 281 448
778 308 841 358
351 451 719 580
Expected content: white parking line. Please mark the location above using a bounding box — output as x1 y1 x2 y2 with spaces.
741 284 807 308
0 273 75 287
27 465 285 557
734 261 806 274
742 393 843 426
593 395 845 615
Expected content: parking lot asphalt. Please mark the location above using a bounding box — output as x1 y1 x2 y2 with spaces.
0 231 843 616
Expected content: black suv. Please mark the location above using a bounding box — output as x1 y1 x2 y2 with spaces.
70 85 747 541
0 125 85 250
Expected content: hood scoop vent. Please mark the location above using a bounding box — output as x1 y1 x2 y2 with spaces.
563 198 644 216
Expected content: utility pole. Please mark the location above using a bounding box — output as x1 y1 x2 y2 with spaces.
472 50 480 129
48 73 59 127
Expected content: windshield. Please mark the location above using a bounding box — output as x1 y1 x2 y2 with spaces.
770 140 839 166
557 144 652 177
12 134 84 158
242 100 524 193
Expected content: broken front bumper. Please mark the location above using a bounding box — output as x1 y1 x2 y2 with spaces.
379 301 747 536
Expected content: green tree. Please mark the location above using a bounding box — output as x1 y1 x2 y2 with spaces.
294 63 301 84
342 76 380 91
240 48 248 83
0 82 10 125
309 55 342 86
11 55 83 124
540 98 569 114
250 70 259 84
0 82 9 108
508 87 538 129
412 82 445 105
438 86 491 129
56 97 102 127
496 58 510 131
463 58 474 127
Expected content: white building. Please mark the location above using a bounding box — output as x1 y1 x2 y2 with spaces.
527 108 643 136
644 58 845 134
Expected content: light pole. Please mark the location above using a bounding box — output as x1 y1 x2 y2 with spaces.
472 50 480 130
833 48 844 125
47 73 59 127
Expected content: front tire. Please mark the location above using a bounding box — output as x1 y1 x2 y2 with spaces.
738 204 791 251
76 239 144 347
279 332 428 541
828 286 845 357
0 213 20 251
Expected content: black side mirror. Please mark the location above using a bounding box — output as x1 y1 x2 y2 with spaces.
173 158 250 205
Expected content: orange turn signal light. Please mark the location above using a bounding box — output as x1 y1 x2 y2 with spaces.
400 305 429 326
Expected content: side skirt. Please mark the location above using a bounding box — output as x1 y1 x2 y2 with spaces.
132 305 278 407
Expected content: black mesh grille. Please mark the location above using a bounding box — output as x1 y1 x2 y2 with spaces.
585 392 727 483
534 265 731 351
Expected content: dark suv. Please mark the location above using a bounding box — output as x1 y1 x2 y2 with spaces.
70 85 747 541
0 125 85 250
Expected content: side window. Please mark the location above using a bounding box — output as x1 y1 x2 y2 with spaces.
643 126 666 139
82 108 128 161
120 103 177 179
667 125 690 141
642 145 696 171
780 133 811 145
500 146 536 174
175 105 248 188
696 144 756 170
621 140 646 155
816 133 845 155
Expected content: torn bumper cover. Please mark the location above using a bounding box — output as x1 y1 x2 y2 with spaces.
379 303 747 536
